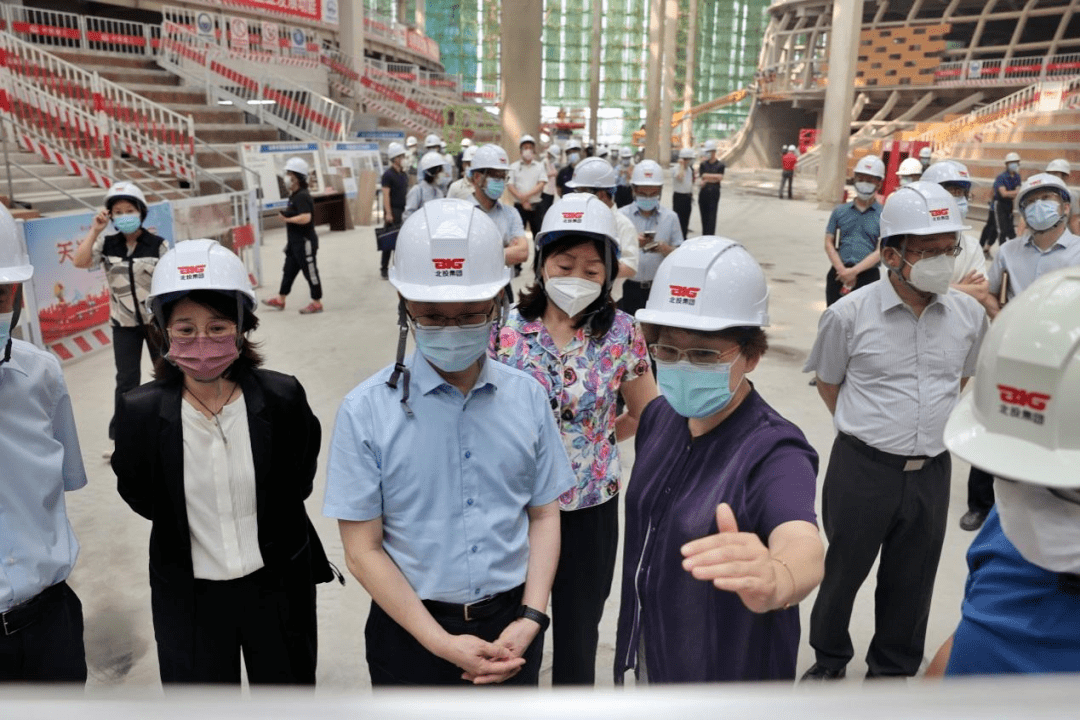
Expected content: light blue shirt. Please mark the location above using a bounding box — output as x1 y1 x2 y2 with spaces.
0 339 86 611
619 204 684 282
324 352 573 603
987 229 1080 300
402 182 444 221
471 196 525 248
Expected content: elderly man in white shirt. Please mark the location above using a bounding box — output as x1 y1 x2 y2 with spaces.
801 182 988 682
509 135 548 239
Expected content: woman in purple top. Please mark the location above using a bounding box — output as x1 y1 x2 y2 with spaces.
492 194 657 685
615 237 824 683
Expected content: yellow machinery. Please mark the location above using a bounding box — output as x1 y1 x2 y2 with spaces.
632 87 750 146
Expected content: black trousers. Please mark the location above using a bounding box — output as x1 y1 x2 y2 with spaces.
515 202 543 237
153 567 317 685
966 466 995 514
995 201 1016 246
551 498 620 686
0 582 86 683
539 192 555 224
780 170 794 199
381 208 404 272
698 183 721 236
111 324 159 440
614 186 633 209
825 265 880 307
365 585 543 686
809 434 950 677
279 238 323 301
617 280 651 317
672 192 692 239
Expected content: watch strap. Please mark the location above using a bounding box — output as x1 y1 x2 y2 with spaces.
518 604 550 631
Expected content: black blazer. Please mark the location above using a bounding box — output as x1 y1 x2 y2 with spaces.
112 368 333 588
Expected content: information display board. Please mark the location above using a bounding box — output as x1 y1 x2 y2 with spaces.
239 142 327 210
323 141 382 225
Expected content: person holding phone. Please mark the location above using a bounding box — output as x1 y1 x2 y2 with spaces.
617 160 683 318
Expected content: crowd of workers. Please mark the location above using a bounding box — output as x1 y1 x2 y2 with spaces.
1 127 1078 690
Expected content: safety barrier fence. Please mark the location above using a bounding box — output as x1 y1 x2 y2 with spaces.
936 53 1080 85
159 22 352 142
917 81 1043 154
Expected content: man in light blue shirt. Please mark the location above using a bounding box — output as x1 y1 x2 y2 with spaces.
325 198 572 686
617 159 684 317
0 209 88 682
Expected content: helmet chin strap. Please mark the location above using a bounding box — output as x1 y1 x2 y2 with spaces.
386 297 414 418
2 285 25 365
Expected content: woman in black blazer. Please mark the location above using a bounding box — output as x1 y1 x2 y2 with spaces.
112 239 336 686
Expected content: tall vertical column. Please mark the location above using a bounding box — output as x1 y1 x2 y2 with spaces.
644 0 665 161
500 0 543 149
681 0 698 149
339 0 365 65
659 0 678 162
414 0 425 34
588 0 602 145
816 0 865 207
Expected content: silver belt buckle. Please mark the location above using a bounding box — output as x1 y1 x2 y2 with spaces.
463 600 477 623
903 458 926 472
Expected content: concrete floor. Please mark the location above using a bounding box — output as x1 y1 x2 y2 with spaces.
59 170 980 690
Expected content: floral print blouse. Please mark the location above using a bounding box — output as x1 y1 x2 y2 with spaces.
492 309 650 511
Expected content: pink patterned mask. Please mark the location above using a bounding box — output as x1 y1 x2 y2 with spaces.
167 335 239 382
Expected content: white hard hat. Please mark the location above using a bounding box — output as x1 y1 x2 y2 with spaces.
470 144 510 172
440 140 447 150
146 239 256 321
535 194 620 260
921 160 973 190
460 137 473 148
565 138 583 151
105 181 148 214
0 205 31 282
566 157 618 189
519 134 536 147
637 237 769 332
283 157 309 177
462 145 478 164
918 146 933 159
1017 173 1072 207
1046 158 1071 176
678 147 696 160
619 146 633 158
897 157 924 177
1005 151 1021 163
880 181 970 239
703 140 718 152
387 142 406 161
388 198 511 302
945 266 1080 488
406 135 418 147
853 154 886 179
424 133 442 148
631 159 664 186
418 151 445 174
597 144 610 157
546 144 562 159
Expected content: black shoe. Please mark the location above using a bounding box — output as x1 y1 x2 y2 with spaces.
380 268 389 280
800 663 846 682
959 510 989 532
809 378 818 387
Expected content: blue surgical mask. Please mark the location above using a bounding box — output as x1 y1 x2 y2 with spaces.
635 196 659 212
955 196 969 219
1024 199 1063 232
656 359 738 419
0 310 12 352
568 152 581 165
113 214 142 234
484 178 506 201
1007 162 1019 173
413 322 493 373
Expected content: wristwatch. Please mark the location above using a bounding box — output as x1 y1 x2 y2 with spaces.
517 605 551 631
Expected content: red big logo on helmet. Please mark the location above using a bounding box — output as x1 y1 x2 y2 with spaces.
929 208 951 220
432 258 465 270
178 265 206 275
670 285 700 298
998 384 1052 411
562 211 584 223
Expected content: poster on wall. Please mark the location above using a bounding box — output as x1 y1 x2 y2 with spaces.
262 21 279 54
196 11 217 42
22 203 174 346
184 0 326 26
229 16 250 52
239 142 326 210
323 141 381 225
322 0 339 26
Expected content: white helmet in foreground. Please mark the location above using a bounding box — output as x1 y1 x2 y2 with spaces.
637 237 769 332
0 205 32 283
566 157 618 190
880 181 970 239
470 144 510 172
389 198 511 303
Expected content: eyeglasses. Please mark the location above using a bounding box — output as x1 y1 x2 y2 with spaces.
168 320 237 338
905 244 963 260
648 343 739 366
409 309 494 328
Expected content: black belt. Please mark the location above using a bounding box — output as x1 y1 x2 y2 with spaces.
626 280 652 290
838 432 941 472
423 584 523 623
1 581 68 636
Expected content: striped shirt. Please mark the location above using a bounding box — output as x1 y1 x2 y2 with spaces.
986 229 1080 300
803 277 988 457
826 200 882 266
90 231 168 327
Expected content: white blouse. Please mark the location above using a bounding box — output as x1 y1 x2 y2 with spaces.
181 394 264 580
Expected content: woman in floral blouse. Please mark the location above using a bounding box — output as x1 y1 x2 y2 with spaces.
491 193 657 685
